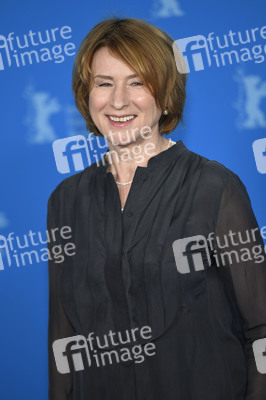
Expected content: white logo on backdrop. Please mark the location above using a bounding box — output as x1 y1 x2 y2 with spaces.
65 105 87 137
152 0 185 17
24 85 61 143
234 69 266 129
0 212 9 229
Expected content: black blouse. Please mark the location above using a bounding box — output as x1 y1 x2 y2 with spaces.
48 140 266 400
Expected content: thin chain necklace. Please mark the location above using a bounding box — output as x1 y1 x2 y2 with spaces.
115 138 176 186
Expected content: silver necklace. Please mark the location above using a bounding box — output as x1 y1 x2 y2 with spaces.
115 139 176 186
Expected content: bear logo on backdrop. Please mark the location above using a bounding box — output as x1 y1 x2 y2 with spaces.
24 84 61 144
234 68 266 130
233 69 266 174
152 0 185 17
0 212 9 229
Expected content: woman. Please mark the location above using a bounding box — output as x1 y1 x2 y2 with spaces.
48 17 266 400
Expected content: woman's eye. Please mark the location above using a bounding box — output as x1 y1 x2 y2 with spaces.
132 81 144 86
98 83 112 87
97 81 143 87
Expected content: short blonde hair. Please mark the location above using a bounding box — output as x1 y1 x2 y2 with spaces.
72 17 187 136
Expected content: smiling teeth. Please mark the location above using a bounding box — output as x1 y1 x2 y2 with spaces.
109 115 135 122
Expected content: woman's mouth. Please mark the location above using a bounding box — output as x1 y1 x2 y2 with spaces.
106 114 136 127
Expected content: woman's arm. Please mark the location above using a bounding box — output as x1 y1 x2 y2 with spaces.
47 192 75 400
214 174 266 400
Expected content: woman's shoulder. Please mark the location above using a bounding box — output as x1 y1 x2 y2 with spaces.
184 147 247 197
48 162 98 203
188 149 245 188
201 158 241 183
184 151 251 220
176 141 242 186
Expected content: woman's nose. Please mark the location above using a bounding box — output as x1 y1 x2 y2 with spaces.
110 84 129 109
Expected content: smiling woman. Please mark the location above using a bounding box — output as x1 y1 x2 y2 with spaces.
72 18 186 136
87 46 165 155
48 16 266 400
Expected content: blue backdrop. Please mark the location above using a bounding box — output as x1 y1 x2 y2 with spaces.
0 0 265 398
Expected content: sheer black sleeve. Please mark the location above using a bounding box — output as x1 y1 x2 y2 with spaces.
47 192 75 400
214 173 266 400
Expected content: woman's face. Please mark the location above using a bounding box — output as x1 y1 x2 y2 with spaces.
89 46 162 146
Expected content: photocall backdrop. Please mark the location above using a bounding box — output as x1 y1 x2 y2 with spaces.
0 0 265 398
